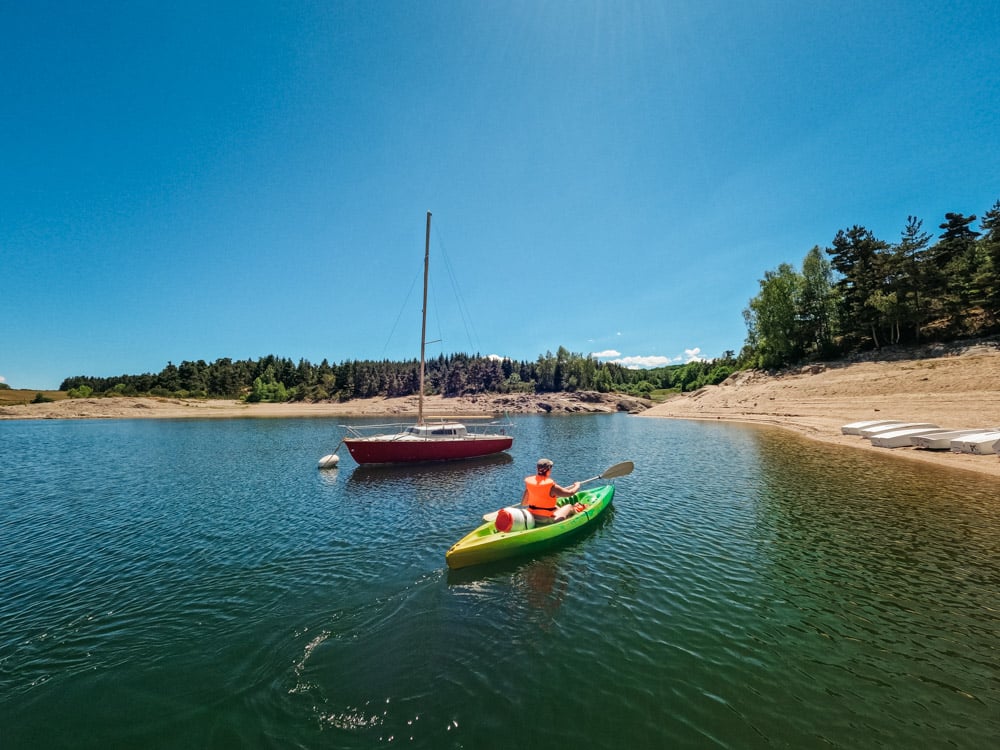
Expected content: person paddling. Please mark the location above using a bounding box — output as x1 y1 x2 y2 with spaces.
521 458 580 523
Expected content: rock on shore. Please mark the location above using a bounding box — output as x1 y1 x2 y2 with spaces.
0 390 652 420
439 390 653 415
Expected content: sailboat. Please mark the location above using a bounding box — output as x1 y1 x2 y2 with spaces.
334 212 513 466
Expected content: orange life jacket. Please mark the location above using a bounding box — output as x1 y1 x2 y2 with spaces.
524 475 556 517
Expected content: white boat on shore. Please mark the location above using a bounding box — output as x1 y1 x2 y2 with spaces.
841 419 905 435
869 427 952 449
858 422 938 438
912 429 997 451
950 431 1000 454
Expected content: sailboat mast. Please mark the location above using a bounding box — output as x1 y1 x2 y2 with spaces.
418 211 431 425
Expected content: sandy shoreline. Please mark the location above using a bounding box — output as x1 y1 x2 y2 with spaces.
0 390 648 421
4 344 1000 479
640 342 1000 480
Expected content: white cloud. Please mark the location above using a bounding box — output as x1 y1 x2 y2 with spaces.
486 354 506 361
590 347 711 369
0 375 5 383
610 355 675 369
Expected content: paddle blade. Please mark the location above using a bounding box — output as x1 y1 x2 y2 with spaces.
600 461 634 480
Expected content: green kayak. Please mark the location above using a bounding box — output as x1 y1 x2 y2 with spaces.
445 484 615 570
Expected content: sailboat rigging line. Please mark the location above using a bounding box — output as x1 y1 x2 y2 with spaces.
378 214 481 364
431 221 481 355
380 255 423 360
334 211 514 466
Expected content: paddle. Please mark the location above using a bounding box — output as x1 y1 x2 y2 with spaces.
482 460 634 522
575 460 634 486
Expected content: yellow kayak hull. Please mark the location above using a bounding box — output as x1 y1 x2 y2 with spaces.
445 485 615 569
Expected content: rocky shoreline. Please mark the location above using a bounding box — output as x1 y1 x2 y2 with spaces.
0 390 652 421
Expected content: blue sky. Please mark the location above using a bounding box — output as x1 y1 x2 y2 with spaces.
3 1 998 390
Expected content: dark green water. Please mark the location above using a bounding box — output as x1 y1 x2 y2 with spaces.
1 414 997 748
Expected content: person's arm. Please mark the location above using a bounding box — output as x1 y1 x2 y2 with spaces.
550 481 580 498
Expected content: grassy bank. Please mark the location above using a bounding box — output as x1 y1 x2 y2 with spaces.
0 388 68 406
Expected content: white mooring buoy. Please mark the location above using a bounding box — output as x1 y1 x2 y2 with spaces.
317 453 340 469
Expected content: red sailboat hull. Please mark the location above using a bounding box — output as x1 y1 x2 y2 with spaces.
321 214 515 468
343 435 513 465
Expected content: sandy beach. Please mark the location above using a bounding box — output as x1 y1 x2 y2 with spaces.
0 390 649 421
641 340 1000 480
4 341 1000 478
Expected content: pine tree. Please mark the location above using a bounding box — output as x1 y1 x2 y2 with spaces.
932 212 982 327
826 226 890 348
978 200 1000 319
892 216 932 342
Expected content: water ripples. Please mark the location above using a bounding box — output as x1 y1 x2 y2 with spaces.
2 415 999 748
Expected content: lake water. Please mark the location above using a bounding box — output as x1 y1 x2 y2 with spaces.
1 414 998 748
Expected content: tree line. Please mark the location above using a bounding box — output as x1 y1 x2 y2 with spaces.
742 200 1000 369
59 348 738 402
66 198 990 398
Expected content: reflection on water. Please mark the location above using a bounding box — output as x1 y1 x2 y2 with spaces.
515 558 569 626
735 426 1000 746
346 451 513 487
1 415 998 749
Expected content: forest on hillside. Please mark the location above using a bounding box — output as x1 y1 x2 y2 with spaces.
61 201 998 402
742 201 1000 369
59 348 738 403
